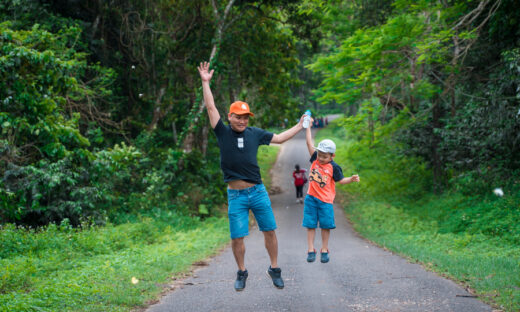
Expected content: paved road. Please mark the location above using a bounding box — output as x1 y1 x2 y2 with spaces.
146 126 492 312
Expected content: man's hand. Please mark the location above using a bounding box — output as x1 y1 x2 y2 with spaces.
198 61 214 82
350 175 360 183
198 61 219 129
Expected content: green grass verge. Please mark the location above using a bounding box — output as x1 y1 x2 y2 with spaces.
258 145 280 191
0 214 229 312
342 197 520 311
316 119 520 312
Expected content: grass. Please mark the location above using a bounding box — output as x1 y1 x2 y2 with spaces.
316 119 520 312
258 145 280 191
0 143 281 312
0 213 229 312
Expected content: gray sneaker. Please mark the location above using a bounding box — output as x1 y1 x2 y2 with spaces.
267 266 284 289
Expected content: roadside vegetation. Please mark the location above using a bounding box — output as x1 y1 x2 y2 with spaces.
0 215 229 312
0 144 280 312
316 121 520 311
258 145 281 192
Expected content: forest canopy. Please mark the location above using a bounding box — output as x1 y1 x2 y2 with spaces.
1 0 519 226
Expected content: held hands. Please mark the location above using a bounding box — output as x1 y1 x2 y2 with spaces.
198 61 214 82
299 114 309 127
301 116 314 129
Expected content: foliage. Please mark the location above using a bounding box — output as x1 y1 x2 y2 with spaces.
437 49 520 173
1 138 227 225
0 216 229 311
0 22 90 165
309 0 519 191
0 0 314 227
257 145 280 191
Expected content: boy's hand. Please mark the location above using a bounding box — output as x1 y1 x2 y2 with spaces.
350 175 360 183
198 61 214 82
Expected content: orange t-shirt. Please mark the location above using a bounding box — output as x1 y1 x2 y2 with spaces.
307 152 344 204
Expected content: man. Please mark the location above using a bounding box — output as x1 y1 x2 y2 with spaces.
197 61 304 291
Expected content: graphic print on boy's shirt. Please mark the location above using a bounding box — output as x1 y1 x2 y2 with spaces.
309 168 327 188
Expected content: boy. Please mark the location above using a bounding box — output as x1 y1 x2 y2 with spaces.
303 123 360 263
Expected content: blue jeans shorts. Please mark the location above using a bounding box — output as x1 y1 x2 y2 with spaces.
227 184 277 239
302 194 336 229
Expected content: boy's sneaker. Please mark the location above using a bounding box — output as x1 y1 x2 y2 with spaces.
307 250 316 262
320 250 330 263
267 266 284 289
234 270 248 291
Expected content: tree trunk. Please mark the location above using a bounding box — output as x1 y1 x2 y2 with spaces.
181 0 236 153
202 124 209 157
431 96 444 193
172 121 178 145
147 86 166 131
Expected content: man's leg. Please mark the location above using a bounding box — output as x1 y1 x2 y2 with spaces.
264 230 284 289
231 237 246 271
227 188 250 291
250 184 283 288
263 230 278 268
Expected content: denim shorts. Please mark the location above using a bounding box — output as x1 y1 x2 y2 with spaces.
302 194 336 229
227 184 277 239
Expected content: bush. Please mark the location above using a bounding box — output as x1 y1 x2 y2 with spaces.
1 139 227 226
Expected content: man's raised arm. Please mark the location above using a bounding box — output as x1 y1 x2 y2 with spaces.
197 61 220 129
271 115 305 144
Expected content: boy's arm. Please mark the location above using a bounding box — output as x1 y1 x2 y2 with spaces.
271 115 305 144
338 174 360 185
197 61 220 129
305 124 314 156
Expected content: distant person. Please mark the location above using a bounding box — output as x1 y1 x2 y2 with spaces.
302 120 360 263
198 61 306 291
325 117 328 126
292 164 307 204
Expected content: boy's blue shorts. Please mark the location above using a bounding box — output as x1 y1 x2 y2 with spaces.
302 194 336 229
227 184 276 239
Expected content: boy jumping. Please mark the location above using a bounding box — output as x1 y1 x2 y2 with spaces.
303 121 360 263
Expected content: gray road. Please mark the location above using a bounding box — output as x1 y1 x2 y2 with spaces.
146 127 492 312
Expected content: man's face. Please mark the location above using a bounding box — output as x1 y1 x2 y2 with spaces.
228 113 249 132
317 150 334 165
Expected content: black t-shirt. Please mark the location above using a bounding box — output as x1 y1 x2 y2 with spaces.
213 118 274 184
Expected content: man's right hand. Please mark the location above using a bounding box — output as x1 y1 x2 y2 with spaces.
198 61 214 82
198 61 220 129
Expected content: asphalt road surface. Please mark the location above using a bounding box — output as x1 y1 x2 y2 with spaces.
146 124 492 312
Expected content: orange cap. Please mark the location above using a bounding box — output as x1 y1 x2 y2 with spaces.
229 101 254 116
